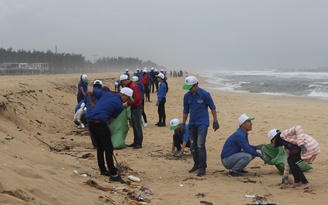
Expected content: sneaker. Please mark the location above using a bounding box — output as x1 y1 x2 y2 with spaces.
100 171 110 176
197 169 206 176
110 175 126 184
143 123 148 127
228 170 242 177
240 169 248 174
189 164 199 173
157 123 166 127
127 143 136 147
133 144 142 149
155 122 160 126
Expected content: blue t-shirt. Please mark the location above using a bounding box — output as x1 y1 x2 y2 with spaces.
137 82 145 100
221 127 261 158
183 87 216 129
157 82 167 101
89 91 124 123
174 125 190 143
75 100 84 113
84 87 102 118
124 71 130 78
77 81 88 95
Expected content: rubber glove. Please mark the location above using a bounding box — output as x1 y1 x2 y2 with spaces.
300 145 307 154
213 121 220 131
281 175 288 184
180 123 186 133
176 151 183 158
260 155 268 164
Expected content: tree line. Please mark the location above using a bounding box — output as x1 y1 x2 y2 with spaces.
0 48 164 75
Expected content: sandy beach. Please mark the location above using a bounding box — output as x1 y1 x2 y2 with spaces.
0 73 327 205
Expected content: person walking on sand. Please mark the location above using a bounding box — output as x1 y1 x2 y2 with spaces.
88 87 134 184
267 126 320 190
221 114 267 177
77 74 88 103
181 76 220 176
120 74 144 149
170 118 190 158
155 73 168 127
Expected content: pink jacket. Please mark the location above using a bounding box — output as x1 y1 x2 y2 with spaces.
281 125 320 176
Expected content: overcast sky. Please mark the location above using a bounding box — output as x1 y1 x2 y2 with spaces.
1 0 328 71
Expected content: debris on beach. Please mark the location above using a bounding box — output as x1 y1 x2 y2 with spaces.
245 193 275 205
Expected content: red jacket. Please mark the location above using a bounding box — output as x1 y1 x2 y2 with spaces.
141 74 149 85
127 81 142 107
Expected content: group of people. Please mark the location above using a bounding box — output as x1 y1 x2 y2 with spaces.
169 75 320 190
76 72 320 189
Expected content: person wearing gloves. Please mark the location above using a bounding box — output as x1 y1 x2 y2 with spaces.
181 76 219 176
73 103 87 128
221 114 267 177
155 73 168 127
267 126 320 190
77 74 88 103
170 118 190 158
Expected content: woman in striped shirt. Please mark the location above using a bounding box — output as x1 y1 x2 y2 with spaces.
267 125 320 190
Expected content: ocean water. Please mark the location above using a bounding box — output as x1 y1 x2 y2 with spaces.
199 68 328 100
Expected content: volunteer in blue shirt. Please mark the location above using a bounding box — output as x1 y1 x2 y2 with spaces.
170 118 190 158
77 74 88 103
220 114 267 177
88 87 134 184
181 76 220 177
155 73 168 127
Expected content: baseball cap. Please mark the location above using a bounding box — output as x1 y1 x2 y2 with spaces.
156 73 165 79
93 79 103 85
132 76 139 82
126 69 129 71
82 74 88 82
120 74 129 81
268 129 281 140
183 76 198 90
238 114 255 126
120 87 134 101
170 118 180 130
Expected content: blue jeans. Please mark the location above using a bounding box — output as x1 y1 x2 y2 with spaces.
131 106 143 146
221 152 255 172
189 125 208 170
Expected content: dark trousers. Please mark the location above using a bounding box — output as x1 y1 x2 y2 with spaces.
77 93 84 104
141 99 147 123
87 118 97 147
131 106 143 146
157 97 166 124
150 81 155 93
288 153 308 184
144 84 150 101
89 121 117 175
173 133 190 151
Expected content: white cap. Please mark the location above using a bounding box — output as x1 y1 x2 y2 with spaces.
120 87 134 101
268 129 280 140
144 67 147 70
132 76 139 82
93 79 103 85
170 118 180 130
237 114 255 126
136 68 140 71
156 73 165 79
120 74 129 81
126 68 129 71
183 76 198 90
154 68 158 71
151 67 154 70
82 74 88 81
143 69 147 73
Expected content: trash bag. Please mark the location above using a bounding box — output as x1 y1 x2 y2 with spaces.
108 107 131 149
261 144 313 174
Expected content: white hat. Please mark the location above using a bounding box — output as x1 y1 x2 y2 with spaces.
156 73 165 79
120 87 134 101
151 67 154 70
120 74 129 81
154 68 158 71
268 129 280 140
115 82 118 85
82 74 88 82
143 69 147 73
136 68 140 71
238 114 255 126
170 118 180 130
132 76 139 82
126 69 129 71
183 76 198 90
144 67 147 70
93 79 103 85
